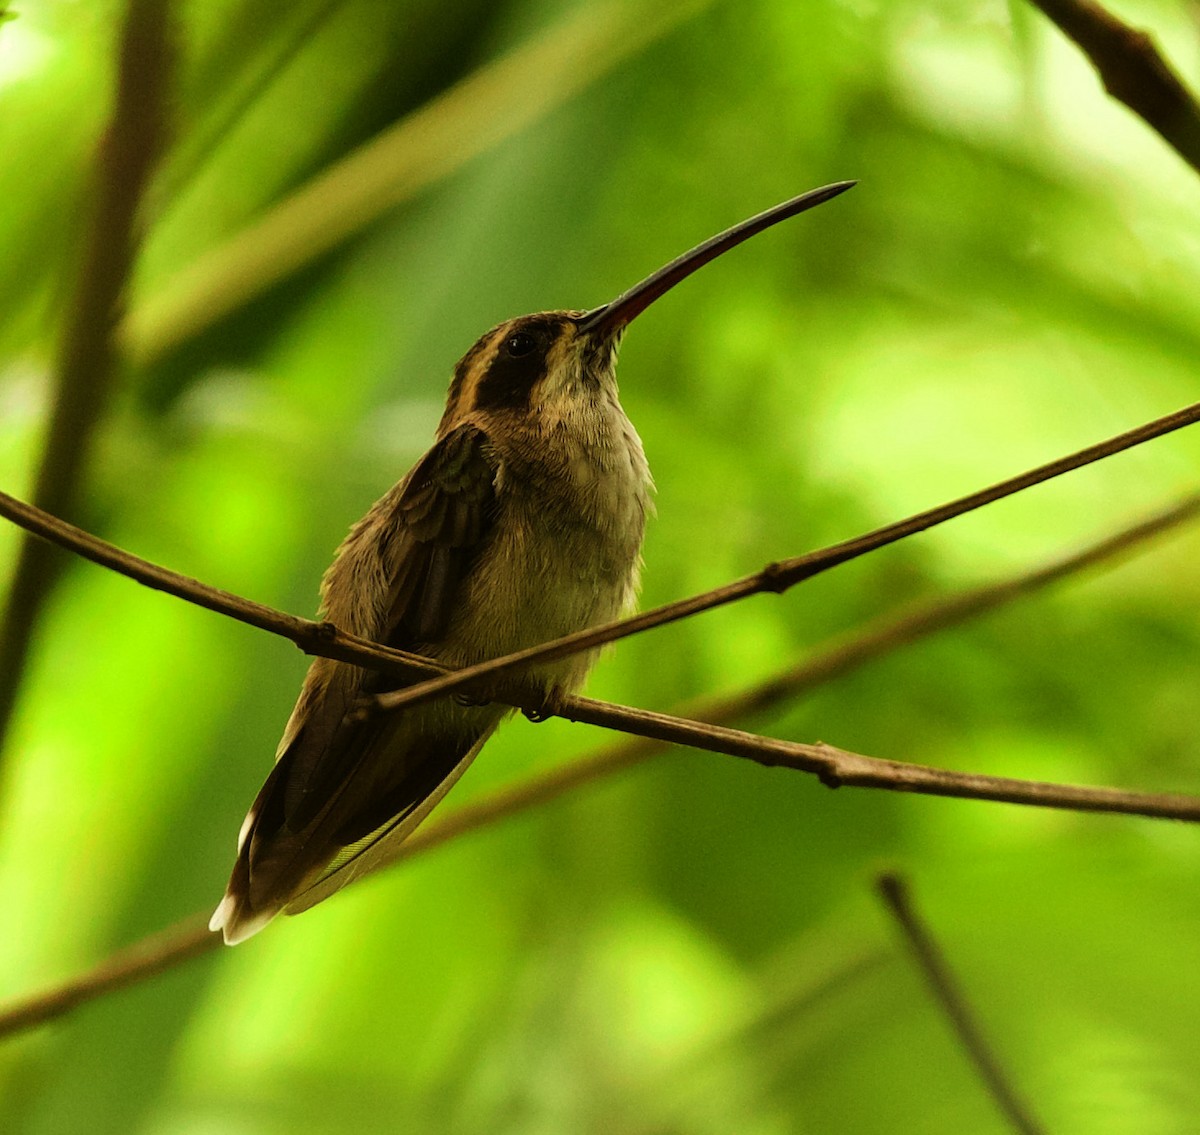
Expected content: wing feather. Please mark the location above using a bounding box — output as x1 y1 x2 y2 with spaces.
283 730 492 915
213 424 502 941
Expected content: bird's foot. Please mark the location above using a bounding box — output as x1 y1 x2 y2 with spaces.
521 683 565 724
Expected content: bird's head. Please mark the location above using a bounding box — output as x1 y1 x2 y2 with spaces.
439 180 856 431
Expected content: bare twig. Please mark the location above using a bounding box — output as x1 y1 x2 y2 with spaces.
3 482 1200 817
562 708 1200 820
372 398 1200 715
1029 0 1200 174
0 485 442 678
877 873 1046 1135
0 497 1196 1039
704 494 1200 716
119 0 709 365
0 916 213 1037
0 0 176 767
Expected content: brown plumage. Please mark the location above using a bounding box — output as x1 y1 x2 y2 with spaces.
211 315 650 943
210 182 854 943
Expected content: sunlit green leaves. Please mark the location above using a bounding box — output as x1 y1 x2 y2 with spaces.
2 0 1200 1132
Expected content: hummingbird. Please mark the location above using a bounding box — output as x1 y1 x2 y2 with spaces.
210 180 855 944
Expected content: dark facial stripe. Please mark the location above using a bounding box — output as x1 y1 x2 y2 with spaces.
472 316 564 412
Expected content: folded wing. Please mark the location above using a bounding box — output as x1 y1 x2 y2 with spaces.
212 424 502 943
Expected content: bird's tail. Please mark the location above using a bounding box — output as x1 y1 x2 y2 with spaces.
209 719 495 945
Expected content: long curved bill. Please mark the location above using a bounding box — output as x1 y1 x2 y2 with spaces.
576 180 856 337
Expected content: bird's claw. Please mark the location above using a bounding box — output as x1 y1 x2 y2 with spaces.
521 686 564 723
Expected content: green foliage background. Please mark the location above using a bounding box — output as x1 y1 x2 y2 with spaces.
1 0 1199 1131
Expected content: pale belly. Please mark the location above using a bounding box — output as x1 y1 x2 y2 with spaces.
434 498 643 694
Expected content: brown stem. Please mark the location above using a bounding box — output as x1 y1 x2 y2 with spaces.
877 873 1046 1135
0 0 176 768
1029 0 1200 174
0 916 214 1037
0 486 441 679
372 398 1200 714
0 497 1196 1039
2 482 1199 818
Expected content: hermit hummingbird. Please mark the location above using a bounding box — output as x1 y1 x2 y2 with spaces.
210 180 855 943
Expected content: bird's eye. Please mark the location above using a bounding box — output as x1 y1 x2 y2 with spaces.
505 332 537 358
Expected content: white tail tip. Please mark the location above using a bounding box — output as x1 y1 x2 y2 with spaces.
208 893 278 945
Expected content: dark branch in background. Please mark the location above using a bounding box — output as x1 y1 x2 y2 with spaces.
373 398 1200 714
0 495 1196 1040
1028 0 1200 174
877 873 1046 1135
0 916 214 1038
0 0 176 769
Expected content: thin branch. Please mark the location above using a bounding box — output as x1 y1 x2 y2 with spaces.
0 916 214 1038
0 484 443 678
563 704 1200 820
1028 0 1200 174
0 0 176 767
371 398 1200 715
3 481 1200 818
0 496 1196 1039
877 873 1046 1135
706 494 1200 717
118 0 709 365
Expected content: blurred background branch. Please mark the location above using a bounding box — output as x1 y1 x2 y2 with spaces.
118 0 709 366
1029 0 1200 173
877 872 1046 1135
0 0 176 774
